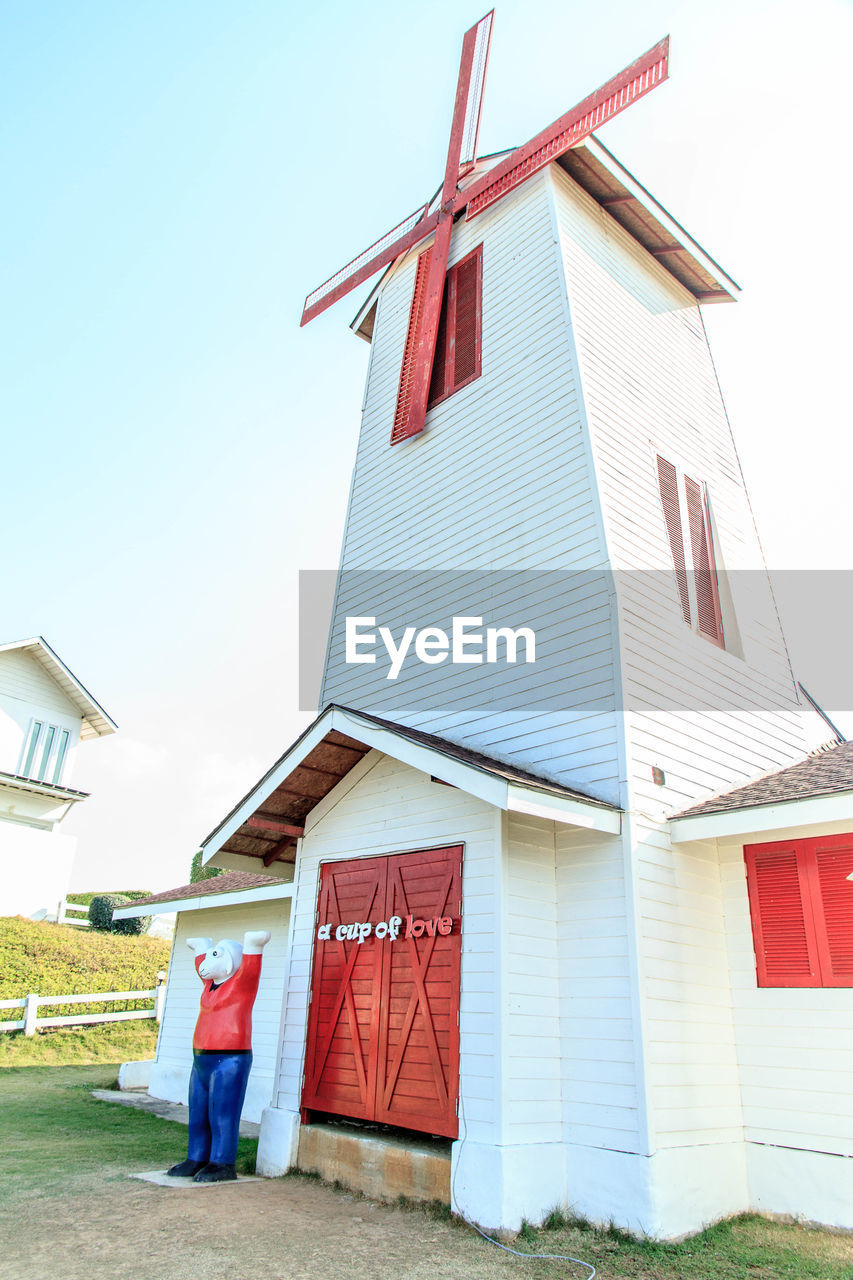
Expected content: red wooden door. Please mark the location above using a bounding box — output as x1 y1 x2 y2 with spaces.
375 847 462 1135
303 846 463 1138
301 857 386 1120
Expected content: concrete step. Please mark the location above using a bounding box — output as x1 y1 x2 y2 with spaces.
296 1121 451 1205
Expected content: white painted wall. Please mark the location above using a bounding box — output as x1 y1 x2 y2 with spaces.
0 649 82 785
319 170 622 806
551 164 806 812
0 820 77 917
0 648 81 718
150 897 292 1125
555 824 640 1153
717 817 853 1226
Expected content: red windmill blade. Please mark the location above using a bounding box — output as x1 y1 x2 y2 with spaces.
393 11 495 444
300 13 494 332
300 14 670 444
459 36 669 221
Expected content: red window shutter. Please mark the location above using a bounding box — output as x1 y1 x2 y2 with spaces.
427 276 449 407
392 248 433 445
744 843 822 987
450 248 481 388
427 244 483 412
685 475 724 645
811 837 853 985
656 455 691 625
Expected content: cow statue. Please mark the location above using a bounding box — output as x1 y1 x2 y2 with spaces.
168 929 271 1182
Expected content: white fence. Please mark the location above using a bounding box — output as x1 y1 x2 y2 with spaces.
58 899 90 928
0 971 167 1035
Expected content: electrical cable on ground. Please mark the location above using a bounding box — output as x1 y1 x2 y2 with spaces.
452 1087 596 1278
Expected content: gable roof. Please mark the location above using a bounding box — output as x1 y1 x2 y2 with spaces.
112 870 290 919
200 704 621 870
674 741 853 821
0 637 117 738
351 136 739 340
556 137 739 304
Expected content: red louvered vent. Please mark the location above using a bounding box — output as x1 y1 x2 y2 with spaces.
813 840 853 984
426 244 483 413
392 248 433 445
451 249 481 387
745 844 820 987
685 475 724 645
656 455 691 625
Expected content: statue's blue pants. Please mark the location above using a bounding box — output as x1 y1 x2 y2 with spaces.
187 1050 252 1166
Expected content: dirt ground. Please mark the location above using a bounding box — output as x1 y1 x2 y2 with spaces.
0 1173 544 1280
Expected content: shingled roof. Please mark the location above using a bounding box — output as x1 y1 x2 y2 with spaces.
674 741 853 820
124 871 282 909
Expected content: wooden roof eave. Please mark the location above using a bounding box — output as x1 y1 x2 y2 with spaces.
202 705 621 873
558 136 740 303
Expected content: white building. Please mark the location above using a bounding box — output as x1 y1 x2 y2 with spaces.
116 871 291 1124
0 637 116 919
131 36 853 1240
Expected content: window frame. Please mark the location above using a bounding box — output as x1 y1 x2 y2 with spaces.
426 242 483 411
655 452 725 648
744 833 853 988
19 718 72 786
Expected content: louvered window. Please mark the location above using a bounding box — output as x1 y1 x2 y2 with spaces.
391 243 483 446
426 244 482 409
744 835 853 987
655 454 725 647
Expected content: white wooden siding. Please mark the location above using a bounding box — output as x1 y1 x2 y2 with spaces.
719 823 853 1158
555 824 643 1153
504 813 561 1145
319 171 622 805
0 650 80 720
0 650 83 782
631 823 743 1151
550 162 806 816
275 751 503 1144
153 899 291 1124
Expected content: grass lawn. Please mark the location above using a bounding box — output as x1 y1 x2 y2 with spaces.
0 1035 257 1202
497 1211 853 1279
1 1037 851 1278
0 1019 159 1066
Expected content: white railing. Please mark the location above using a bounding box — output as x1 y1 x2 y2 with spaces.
0 971 167 1035
58 899 90 927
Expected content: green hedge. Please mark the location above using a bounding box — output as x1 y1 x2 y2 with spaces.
190 850 223 884
66 890 152 908
0 917 170 1025
87 893 153 937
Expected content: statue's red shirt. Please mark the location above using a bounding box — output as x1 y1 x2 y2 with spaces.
193 953 262 1052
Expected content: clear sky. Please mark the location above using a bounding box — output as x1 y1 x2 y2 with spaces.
2 0 851 891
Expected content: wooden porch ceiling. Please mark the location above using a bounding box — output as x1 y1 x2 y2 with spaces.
216 730 371 866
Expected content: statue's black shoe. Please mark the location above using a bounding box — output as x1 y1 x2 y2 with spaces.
193 1162 237 1182
167 1159 207 1177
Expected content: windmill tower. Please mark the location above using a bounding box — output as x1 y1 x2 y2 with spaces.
303 13 807 816
236 13 817 1236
